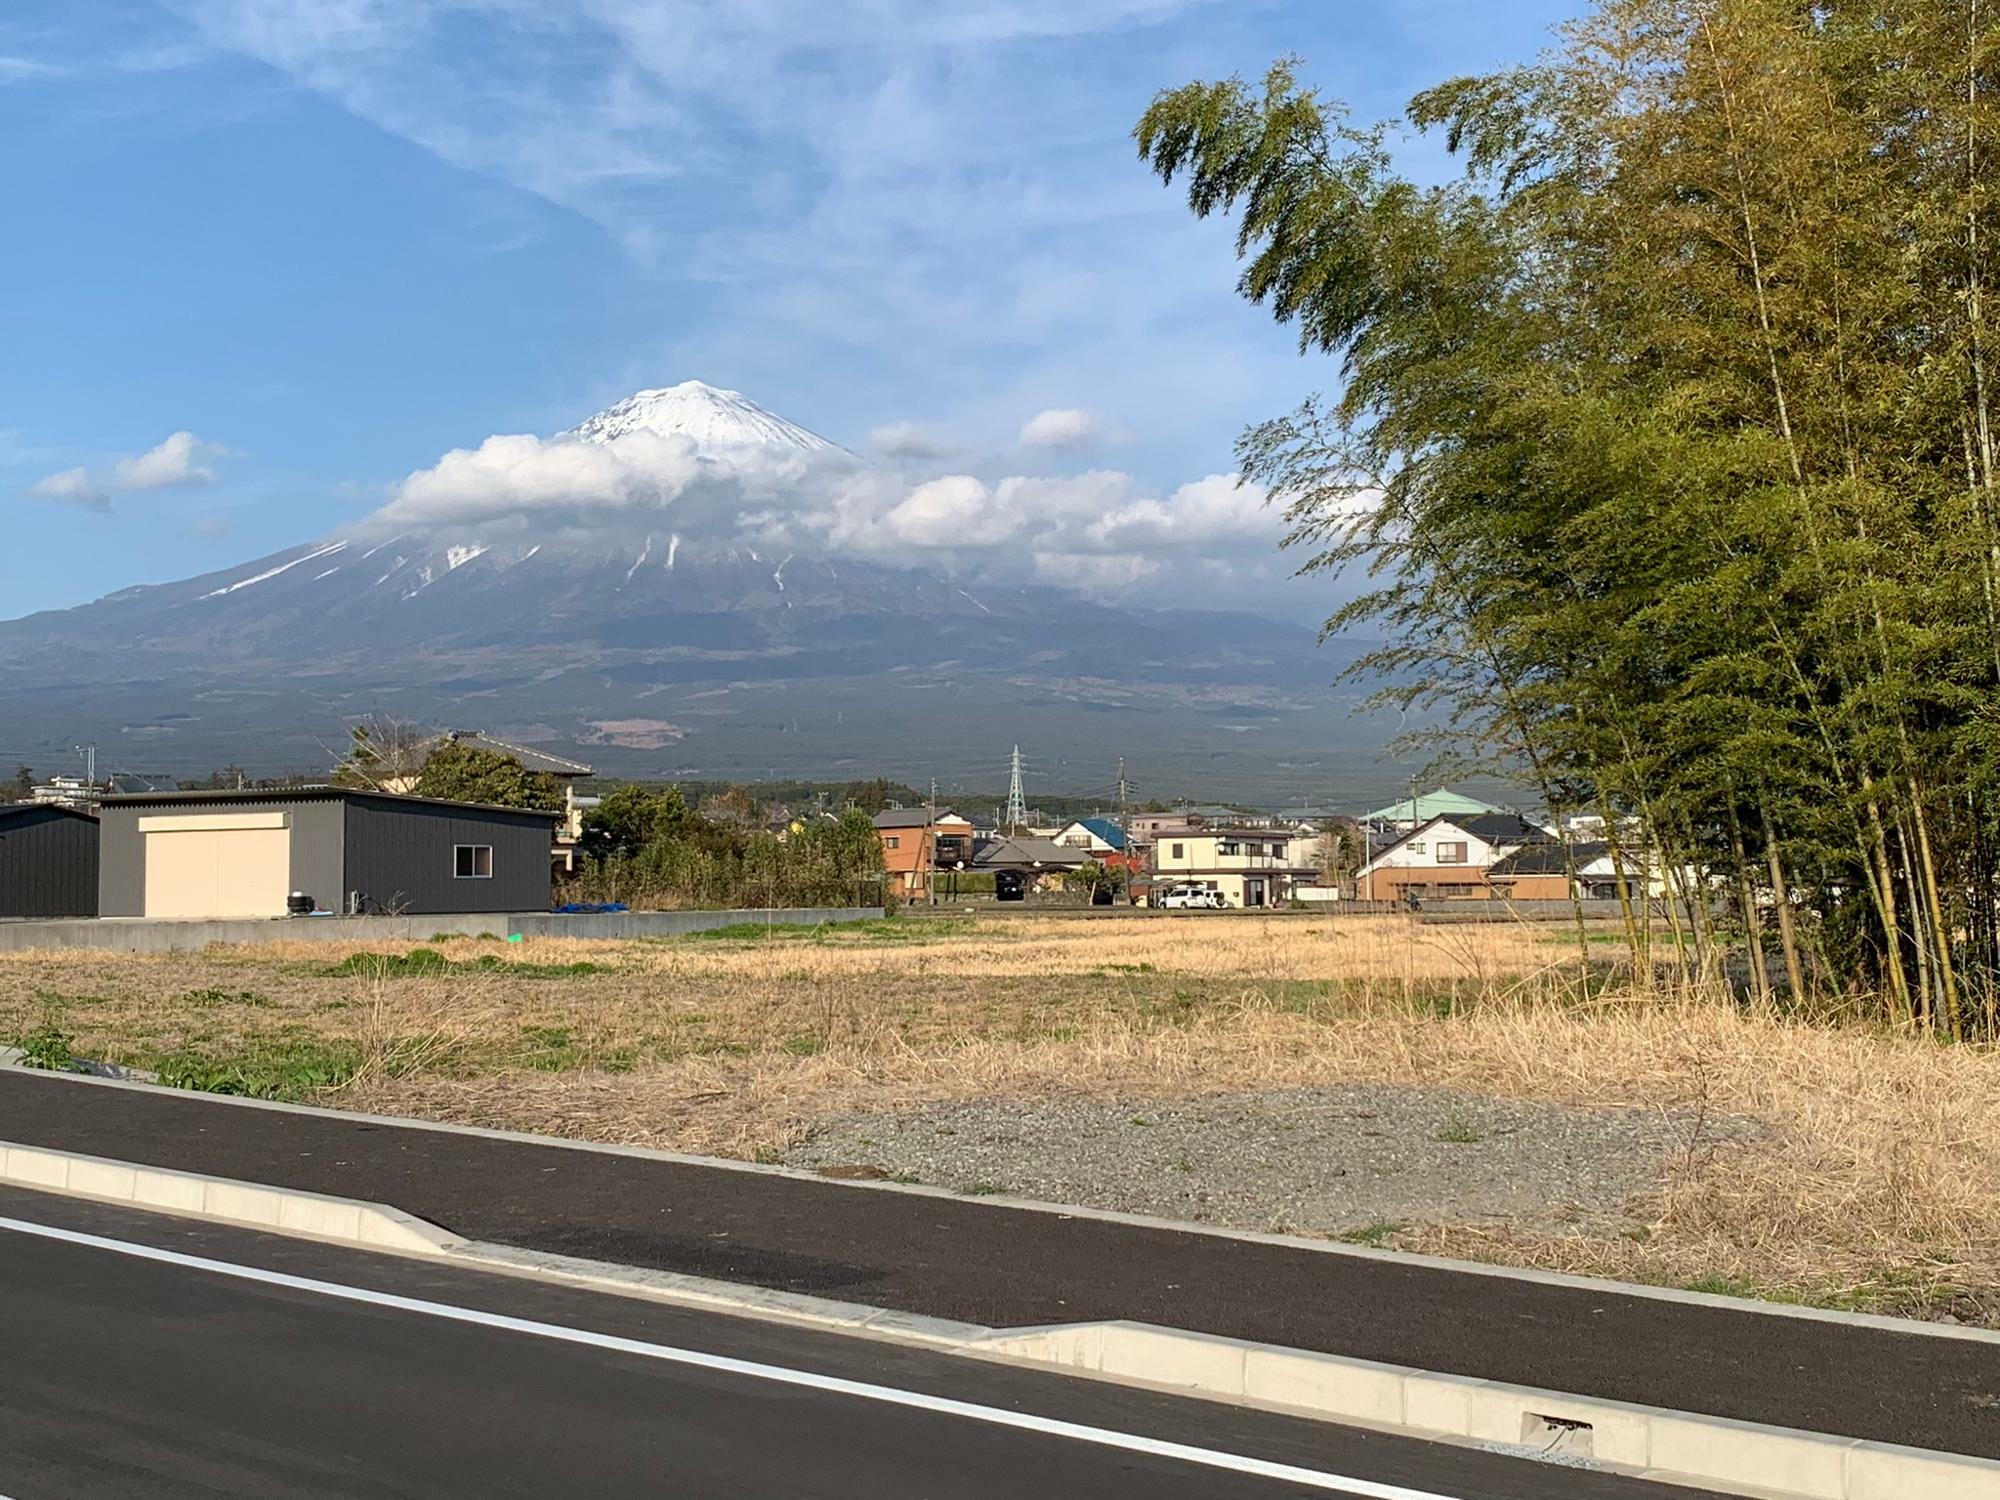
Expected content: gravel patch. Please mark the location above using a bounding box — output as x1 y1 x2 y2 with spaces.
785 1085 1753 1239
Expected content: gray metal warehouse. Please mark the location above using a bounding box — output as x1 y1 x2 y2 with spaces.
0 804 100 918
96 789 560 920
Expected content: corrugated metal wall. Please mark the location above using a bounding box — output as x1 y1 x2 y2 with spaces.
0 808 99 917
341 796 553 914
96 796 344 918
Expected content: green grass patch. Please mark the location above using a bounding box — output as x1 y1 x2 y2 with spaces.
13 1014 77 1071
150 1036 363 1100
1433 1116 1484 1144
1338 1218 1402 1247
675 916 969 946
780 1032 825 1057
321 947 607 979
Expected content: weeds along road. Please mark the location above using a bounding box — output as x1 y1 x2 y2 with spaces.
0 1187 1729 1500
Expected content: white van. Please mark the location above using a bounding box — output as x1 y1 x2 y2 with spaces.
1159 883 1225 910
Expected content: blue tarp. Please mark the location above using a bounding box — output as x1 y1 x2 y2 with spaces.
551 902 631 914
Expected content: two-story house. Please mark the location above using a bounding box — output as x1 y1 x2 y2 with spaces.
1353 813 1552 901
871 807 976 901
1150 826 1306 908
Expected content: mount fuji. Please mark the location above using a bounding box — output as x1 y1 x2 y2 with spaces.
0 384 1385 798
565 381 848 453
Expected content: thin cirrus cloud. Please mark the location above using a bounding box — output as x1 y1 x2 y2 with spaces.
30 431 227 512
1018 407 1100 450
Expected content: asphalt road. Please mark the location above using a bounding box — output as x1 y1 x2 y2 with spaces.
4 1068 1997 1460
0 1187 1728 1500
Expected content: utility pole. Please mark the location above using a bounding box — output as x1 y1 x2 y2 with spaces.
1004 746 1027 833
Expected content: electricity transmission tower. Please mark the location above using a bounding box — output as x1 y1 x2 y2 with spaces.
1003 745 1028 832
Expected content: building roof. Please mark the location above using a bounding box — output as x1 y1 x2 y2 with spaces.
1362 788 1512 824
105 772 179 794
970 834 1089 870
1072 816 1128 851
1451 813 1555 845
97 787 562 820
1487 840 1637 877
0 801 97 825
437 731 594 778
871 807 967 830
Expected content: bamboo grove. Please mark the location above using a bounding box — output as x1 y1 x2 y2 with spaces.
1138 1 2000 1035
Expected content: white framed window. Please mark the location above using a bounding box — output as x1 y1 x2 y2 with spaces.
454 844 493 879
1436 841 1469 864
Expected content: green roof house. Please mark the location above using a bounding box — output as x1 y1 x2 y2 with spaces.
1363 788 1512 828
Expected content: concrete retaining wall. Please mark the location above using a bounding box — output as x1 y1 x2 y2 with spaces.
0 906 884 952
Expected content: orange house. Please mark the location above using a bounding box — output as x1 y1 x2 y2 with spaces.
871 808 976 901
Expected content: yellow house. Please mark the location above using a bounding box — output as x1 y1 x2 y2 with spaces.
1150 828 1302 908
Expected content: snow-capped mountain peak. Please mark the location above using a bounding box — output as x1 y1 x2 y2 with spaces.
566 380 843 454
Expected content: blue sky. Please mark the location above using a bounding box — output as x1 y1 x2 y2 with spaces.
0 1 1577 619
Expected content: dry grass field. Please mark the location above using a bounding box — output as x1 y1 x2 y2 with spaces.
4 912 1996 1324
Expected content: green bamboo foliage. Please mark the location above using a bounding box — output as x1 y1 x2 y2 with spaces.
1137 1 2000 1035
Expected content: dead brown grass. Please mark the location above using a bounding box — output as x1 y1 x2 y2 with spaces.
3 913 1994 1322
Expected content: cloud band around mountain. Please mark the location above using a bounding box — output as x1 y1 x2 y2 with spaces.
367 421 1283 598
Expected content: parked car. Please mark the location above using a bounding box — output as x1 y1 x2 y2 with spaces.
1159 883 1225 910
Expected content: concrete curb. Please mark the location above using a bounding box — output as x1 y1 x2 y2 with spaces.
975 1322 2000 1500
0 1141 458 1255
4 1139 1995 1500
7 1062 1997 1349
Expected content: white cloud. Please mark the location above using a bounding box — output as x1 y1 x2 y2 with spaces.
1019 407 1100 450
30 466 106 510
875 475 1020 548
29 431 227 511
366 412 1282 605
114 430 224 490
868 421 946 460
374 427 849 531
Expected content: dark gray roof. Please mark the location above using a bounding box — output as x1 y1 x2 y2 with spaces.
871 807 962 829
1449 813 1553 845
1488 840 1621 877
97 787 561 820
0 802 97 824
970 834 1088 870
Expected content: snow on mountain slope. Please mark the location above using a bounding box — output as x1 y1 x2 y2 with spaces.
566 380 845 453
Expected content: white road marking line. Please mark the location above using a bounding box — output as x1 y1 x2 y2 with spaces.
0 1215 1479 1500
